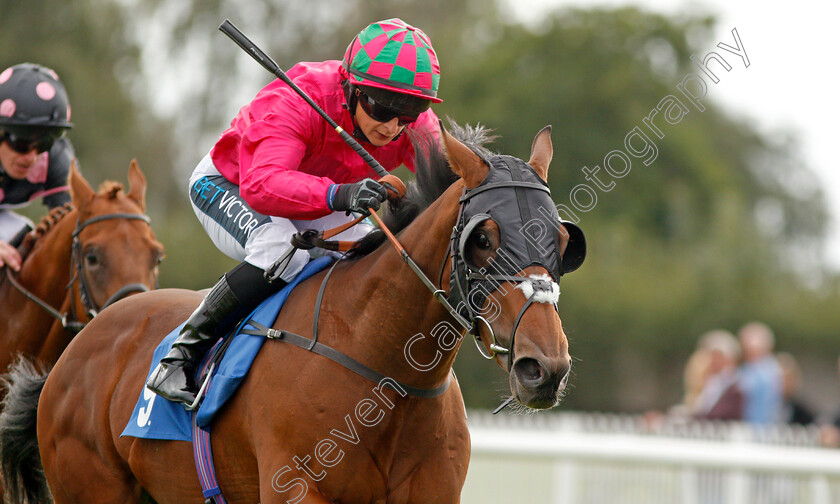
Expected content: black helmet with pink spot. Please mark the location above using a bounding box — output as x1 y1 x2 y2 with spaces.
0 63 73 133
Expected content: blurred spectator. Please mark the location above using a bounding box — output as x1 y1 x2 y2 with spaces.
678 346 713 415
737 322 783 425
693 330 743 420
776 352 816 426
644 341 712 429
819 354 840 447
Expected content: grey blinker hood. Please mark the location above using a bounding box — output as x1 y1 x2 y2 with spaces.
449 154 586 323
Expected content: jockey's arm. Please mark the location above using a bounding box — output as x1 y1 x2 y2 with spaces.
236 110 338 220
0 217 33 272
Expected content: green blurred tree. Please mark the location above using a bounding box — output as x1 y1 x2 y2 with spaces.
438 7 839 411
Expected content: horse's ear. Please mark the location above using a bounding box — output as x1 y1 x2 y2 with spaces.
69 160 95 210
528 125 553 182
126 159 147 211
440 121 488 188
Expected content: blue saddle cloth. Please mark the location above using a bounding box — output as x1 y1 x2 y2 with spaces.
121 256 333 441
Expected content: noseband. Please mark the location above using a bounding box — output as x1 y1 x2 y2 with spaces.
6 212 154 333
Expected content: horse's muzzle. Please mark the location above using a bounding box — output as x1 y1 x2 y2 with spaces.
511 356 571 409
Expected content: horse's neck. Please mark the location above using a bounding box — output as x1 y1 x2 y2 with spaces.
332 184 465 388
19 212 77 307
0 212 78 367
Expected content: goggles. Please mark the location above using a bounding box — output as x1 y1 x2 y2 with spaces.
2 131 59 154
356 88 426 126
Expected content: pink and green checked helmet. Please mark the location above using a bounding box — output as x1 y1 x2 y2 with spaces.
342 18 441 103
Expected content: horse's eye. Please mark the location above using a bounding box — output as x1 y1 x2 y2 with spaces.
474 233 491 250
155 254 164 266
85 252 99 267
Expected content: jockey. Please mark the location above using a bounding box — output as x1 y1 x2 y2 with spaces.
147 18 443 405
0 63 75 271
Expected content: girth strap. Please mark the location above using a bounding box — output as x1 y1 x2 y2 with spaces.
241 321 451 398
192 353 228 504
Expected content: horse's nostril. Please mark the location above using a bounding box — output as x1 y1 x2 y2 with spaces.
559 360 571 383
513 358 544 385
559 364 571 389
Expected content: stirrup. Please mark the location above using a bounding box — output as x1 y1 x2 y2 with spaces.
186 362 216 411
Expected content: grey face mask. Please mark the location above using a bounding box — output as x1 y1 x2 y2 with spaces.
449 154 586 326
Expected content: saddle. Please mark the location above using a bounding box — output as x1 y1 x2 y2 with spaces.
122 256 334 441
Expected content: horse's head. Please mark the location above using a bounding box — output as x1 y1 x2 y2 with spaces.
441 125 586 410
68 159 164 315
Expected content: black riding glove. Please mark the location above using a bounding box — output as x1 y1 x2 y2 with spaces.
329 178 388 214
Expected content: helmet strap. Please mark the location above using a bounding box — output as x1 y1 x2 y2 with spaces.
342 80 371 144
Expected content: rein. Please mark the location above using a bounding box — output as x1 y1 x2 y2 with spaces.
373 201 558 375
249 236 455 399
6 212 153 334
248 181 549 401
368 210 474 331
249 203 463 399
5 267 84 332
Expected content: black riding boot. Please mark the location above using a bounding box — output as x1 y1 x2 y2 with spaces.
145 261 286 405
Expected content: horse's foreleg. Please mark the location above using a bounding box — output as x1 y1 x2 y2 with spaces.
38 365 146 504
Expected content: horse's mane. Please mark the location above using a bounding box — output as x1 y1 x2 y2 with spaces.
349 121 497 257
17 203 75 258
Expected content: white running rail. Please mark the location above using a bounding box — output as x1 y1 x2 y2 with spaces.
463 411 840 504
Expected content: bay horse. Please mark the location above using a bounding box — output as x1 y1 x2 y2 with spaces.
2 124 581 503
0 160 164 372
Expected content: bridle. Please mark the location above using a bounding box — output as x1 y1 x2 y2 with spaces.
5 212 154 333
329 155 584 367
445 155 579 371
249 155 584 402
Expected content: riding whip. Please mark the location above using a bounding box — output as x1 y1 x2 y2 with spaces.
219 19 390 180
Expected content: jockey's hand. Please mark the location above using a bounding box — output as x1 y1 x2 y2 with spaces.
0 241 22 272
330 178 388 214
